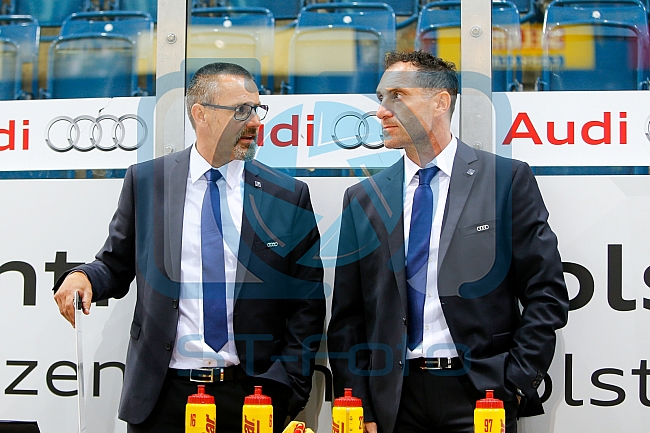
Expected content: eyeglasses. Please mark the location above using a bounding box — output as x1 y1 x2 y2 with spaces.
199 103 268 121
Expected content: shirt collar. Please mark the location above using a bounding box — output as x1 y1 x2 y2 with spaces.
404 135 458 185
189 143 244 191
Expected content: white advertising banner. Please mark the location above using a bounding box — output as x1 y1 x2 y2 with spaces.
0 98 155 171
1 93 649 433
494 91 650 166
3 92 649 171
522 175 650 432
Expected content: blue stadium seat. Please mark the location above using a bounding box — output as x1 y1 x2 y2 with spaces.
81 0 118 11
229 0 302 20
193 1 303 21
118 0 157 21
13 0 84 26
508 0 537 22
0 37 18 99
537 0 650 90
334 0 417 17
415 0 523 91
189 6 275 92
61 11 154 94
0 15 39 98
287 2 396 94
45 33 138 98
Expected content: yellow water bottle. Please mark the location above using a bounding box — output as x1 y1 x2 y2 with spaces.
474 390 505 433
332 388 363 433
242 386 273 433
186 384 217 433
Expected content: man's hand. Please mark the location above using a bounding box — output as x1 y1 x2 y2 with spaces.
364 422 377 433
53 271 92 327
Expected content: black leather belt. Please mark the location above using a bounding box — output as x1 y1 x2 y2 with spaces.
172 365 247 383
411 357 463 370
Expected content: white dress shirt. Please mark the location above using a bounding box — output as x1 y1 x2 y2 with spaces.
169 144 244 369
404 136 459 359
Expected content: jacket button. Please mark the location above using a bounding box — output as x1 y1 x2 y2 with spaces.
172 299 178 309
165 342 172 350
398 361 403 369
402 318 407 325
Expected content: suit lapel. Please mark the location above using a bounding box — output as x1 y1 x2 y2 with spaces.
234 161 263 300
437 141 478 273
375 158 408 312
166 147 191 282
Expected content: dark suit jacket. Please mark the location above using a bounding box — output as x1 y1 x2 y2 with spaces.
54 147 325 423
327 141 569 433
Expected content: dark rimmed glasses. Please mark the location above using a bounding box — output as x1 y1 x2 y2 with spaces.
199 103 268 121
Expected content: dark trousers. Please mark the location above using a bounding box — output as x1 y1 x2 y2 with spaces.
127 369 289 433
394 361 518 433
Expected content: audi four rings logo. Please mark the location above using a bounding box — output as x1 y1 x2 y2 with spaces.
45 114 148 152
331 111 384 150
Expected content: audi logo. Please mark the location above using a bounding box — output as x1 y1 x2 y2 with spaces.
331 111 384 150
45 114 148 152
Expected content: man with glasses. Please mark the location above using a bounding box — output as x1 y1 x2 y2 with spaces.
328 51 568 433
53 63 325 433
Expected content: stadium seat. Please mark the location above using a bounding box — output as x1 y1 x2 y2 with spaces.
537 0 650 90
0 37 18 99
333 0 418 28
334 0 417 17
61 11 154 94
45 33 138 98
118 0 157 21
188 6 274 92
509 0 537 22
193 0 303 21
286 2 396 94
229 0 302 21
13 0 84 26
82 0 118 11
415 0 523 91
0 15 39 98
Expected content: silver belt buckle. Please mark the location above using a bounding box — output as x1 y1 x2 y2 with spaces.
421 357 452 370
189 368 214 383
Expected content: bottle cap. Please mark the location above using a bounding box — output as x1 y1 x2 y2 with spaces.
334 388 362 407
244 386 272 405
187 385 215 404
476 390 504 409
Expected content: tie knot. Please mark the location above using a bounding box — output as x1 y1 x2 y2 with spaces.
205 168 222 183
418 166 439 185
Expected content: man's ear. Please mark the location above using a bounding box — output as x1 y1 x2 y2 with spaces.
433 91 452 118
191 103 206 126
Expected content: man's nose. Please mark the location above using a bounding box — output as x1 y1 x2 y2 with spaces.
376 102 392 120
247 112 262 127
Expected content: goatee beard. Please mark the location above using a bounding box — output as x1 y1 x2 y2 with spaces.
233 127 258 162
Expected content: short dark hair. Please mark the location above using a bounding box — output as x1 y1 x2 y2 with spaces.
186 62 255 129
384 51 459 117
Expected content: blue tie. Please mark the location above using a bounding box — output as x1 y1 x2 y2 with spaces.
202 169 228 352
406 166 439 351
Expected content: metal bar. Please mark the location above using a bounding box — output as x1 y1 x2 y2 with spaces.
75 293 86 433
460 0 493 152
154 0 189 157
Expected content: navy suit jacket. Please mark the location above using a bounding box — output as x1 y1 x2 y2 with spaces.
327 141 569 433
55 147 325 423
